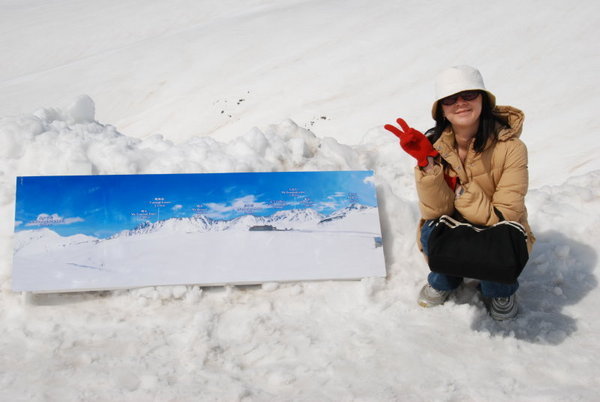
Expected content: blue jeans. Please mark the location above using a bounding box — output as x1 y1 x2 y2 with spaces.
420 219 518 298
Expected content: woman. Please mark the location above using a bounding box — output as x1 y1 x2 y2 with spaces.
385 65 534 320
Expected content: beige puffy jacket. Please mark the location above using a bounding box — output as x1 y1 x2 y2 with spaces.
415 105 535 253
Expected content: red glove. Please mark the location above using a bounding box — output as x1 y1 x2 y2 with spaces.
384 118 438 167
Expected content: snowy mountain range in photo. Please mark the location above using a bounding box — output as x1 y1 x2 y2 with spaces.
13 200 385 292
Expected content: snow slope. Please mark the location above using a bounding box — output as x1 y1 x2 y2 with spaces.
1 0 600 400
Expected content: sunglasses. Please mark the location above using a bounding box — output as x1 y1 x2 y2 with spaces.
440 90 481 106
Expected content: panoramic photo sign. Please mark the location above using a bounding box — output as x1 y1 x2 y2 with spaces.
12 171 386 293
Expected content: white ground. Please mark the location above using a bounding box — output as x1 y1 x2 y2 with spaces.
1 0 599 400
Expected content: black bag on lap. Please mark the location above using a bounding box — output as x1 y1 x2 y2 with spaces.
427 214 529 284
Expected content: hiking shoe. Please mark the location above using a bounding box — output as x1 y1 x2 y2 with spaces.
489 294 518 321
418 284 451 307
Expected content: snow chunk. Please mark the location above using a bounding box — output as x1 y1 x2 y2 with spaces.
67 95 95 123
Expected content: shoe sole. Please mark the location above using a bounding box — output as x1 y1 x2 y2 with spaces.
489 298 518 321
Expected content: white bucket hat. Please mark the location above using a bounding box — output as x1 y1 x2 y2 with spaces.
431 65 496 118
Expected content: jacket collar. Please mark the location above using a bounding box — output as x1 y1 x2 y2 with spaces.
431 105 524 183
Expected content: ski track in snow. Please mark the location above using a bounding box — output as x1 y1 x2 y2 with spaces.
1 0 600 400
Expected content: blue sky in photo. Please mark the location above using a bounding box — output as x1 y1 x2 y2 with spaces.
14 171 377 238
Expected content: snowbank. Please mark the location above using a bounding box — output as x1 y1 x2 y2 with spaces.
1 97 599 400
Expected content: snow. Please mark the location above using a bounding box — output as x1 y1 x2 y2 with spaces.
13 207 384 292
1 0 599 400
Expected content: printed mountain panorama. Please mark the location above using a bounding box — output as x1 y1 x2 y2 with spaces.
118 203 372 238
12 171 385 293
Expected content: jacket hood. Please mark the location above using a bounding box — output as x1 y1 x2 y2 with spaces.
494 105 524 141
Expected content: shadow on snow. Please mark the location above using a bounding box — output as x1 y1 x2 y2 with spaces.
469 230 597 345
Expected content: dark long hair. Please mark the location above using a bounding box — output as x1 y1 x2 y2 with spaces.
425 92 509 153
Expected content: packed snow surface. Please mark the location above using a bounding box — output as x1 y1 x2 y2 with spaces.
1 0 600 400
